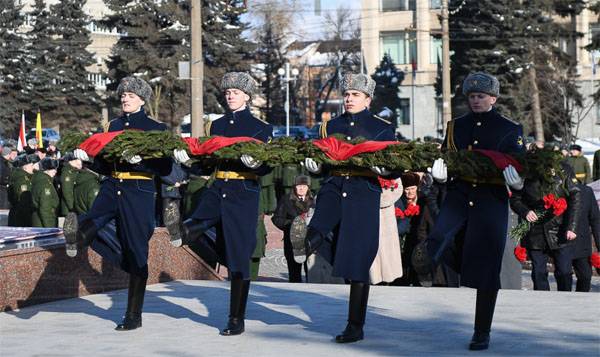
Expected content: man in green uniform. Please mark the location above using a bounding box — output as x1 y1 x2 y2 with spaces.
249 172 277 280
31 158 60 227
8 154 39 227
73 165 101 215
592 149 600 181
59 153 83 216
566 144 591 183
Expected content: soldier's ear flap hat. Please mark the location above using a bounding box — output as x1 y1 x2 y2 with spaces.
221 72 257 97
39 158 59 171
294 174 311 186
340 73 376 98
117 76 153 102
401 172 421 188
569 144 582 151
26 154 41 165
462 72 500 97
14 154 28 167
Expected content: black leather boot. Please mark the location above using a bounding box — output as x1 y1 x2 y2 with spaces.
292 226 324 264
220 278 250 336
469 289 498 350
163 198 183 247
181 218 214 245
64 214 98 258
115 274 147 331
335 282 369 343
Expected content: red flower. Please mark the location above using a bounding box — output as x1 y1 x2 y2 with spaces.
590 253 600 268
395 207 405 219
404 203 420 217
543 194 556 210
378 177 398 190
552 198 567 216
514 245 527 263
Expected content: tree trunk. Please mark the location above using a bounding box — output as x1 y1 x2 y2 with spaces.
529 65 544 143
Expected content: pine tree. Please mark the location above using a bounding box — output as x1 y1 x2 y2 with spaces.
104 0 191 128
202 0 254 114
371 54 405 125
40 0 102 129
0 0 28 136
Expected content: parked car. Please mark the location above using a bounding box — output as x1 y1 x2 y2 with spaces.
27 128 60 145
272 126 312 139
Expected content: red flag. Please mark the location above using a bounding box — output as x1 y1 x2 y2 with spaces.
17 111 26 152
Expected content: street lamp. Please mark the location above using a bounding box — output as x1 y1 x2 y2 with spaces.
277 63 299 136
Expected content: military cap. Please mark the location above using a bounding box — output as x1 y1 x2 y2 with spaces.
13 154 28 167
26 154 41 165
462 72 500 97
401 172 421 188
117 76 153 102
39 158 59 171
221 72 257 96
61 152 77 162
294 174 311 186
569 144 582 152
2 143 16 156
340 73 376 98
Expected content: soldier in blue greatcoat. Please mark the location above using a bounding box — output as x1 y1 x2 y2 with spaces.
64 76 171 331
169 72 273 336
294 73 396 343
420 73 529 350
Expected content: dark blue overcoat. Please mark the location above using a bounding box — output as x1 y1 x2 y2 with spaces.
81 109 171 278
427 107 525 290
308 108 395 282
189 107 272 279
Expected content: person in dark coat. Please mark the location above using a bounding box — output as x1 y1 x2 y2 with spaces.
296 73 396 343
0 142 18 209
421 73 527 350
509 161 581 291
31 158 60 227
272 175 315 282
170 72 273 336
572 183 600 292
64 76 172 331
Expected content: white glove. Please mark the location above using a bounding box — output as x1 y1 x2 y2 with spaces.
73 148 90 162
304 158 322 174
503 165 524 190
240 154 262 169
431 158 447 183
122 150 142 164
371 166 391 176
173 149 190 164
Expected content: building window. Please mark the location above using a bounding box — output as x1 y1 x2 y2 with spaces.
430 0 442 9
381 31 417 65
397 98 410 125
589 23 600 42
430 35 442 63
381 0 416 12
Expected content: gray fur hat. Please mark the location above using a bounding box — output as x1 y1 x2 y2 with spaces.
462 72 500 97
294 174 311 186
340 73 376 98
221 72 257 96
117 76 153 102
26 153 41 165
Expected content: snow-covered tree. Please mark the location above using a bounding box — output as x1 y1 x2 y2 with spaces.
371 54 405 125
0 0 28 135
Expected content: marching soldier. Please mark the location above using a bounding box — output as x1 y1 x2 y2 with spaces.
170 72 273 336
420 73 526 350
294 73 396 343
31 158 60 227
64 76 172 331
7 154 38 227
59 153 83 216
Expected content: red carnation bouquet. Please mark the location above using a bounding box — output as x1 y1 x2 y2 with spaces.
590 252 600 268
509 193 568 243
514 245 528 263
395 203 420 219
378 177 399 191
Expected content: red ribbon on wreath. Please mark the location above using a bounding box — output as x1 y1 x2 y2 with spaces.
312 137 399 161
183 136 261 155
79 130 125 156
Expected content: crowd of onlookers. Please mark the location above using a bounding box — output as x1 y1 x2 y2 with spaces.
0 136 598 291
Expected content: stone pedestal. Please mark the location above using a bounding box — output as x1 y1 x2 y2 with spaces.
0 228 221 311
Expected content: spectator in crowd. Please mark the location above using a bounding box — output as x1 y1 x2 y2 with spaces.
509 160 581 291
572 182 600 292
8 154 38 227
369 177 403 285
272 175 315 282
31 158 60 228
0 141 18 209
566 144 591 183
593 149 600 181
